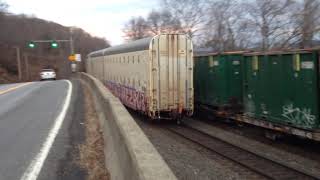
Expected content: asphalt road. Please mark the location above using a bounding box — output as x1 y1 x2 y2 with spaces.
0 80 85 180
0 83 22 92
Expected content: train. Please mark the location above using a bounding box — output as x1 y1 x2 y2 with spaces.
86 34 194 120
86 33 320 141
194 49 320 141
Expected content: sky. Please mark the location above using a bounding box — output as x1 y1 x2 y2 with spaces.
7 0 158 45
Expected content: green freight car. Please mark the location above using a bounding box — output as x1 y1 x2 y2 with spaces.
242 50 320 140
194 52 244 117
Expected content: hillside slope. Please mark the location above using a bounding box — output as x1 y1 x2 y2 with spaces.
0 13 110 83
0 64 18 84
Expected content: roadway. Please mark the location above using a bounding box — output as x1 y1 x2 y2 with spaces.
0 80 85 180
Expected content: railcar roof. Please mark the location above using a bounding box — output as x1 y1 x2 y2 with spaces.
243 48 319 56
194 51 246 57
88 37 153 58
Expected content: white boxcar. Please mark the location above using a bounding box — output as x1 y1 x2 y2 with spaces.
87 34 193 120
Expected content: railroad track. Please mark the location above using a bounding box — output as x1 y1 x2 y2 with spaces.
167 124 317 180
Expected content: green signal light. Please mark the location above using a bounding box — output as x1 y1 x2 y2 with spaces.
51 41 58 48
27 42 36 48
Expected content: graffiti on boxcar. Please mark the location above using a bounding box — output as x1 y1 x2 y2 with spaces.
260 103 268 115
106 81 147 112
282 104 316 126
245 97 255 117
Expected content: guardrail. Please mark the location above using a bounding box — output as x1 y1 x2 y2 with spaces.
77 72 177 180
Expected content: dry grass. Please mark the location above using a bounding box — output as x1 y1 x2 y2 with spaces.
0 65 18 84
78 84 110 180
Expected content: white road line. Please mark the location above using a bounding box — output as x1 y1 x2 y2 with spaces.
20 80 73 180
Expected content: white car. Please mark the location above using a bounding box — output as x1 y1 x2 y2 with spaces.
40 69 56 80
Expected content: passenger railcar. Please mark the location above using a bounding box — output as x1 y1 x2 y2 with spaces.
86 34 194 120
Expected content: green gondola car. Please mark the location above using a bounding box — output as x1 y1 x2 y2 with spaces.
243 50 320 131
194 52 244 117
194 49 320 141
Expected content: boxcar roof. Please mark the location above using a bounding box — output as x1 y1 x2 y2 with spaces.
194 51 246 57
88 37 153 58
243 49 318 56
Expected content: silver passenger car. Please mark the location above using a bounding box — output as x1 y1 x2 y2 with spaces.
87 34 194 120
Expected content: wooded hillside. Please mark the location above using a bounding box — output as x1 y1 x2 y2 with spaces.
0 2 110 82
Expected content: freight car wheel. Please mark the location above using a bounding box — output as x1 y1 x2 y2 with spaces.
176 117 183 125
264 130 283 141
236 122 244 127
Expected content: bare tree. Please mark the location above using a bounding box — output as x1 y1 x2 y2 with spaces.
0 0 7 11
123 0 205 41
122 0 320 50
0 0 8 18
204 0 241 51
203 0 258 51
292 0 320 48
243 0 293 50
162 0 206 37
123 16 150 41
123 10 183 41
269 0 320 49
147 10 182 35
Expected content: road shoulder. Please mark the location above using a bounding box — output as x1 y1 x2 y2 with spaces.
37 79 86 180
37 79 109 180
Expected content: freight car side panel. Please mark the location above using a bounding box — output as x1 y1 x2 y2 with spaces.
243 51 319 130
194 56 215 105
103 50 150 111
233 56 243 99
194 54 243 109
286 52 319 129
211 55 227 105
224 54 243 106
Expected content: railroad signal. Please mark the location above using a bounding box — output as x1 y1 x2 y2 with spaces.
27 41 36 48
51 41 59 48
25 39 71 50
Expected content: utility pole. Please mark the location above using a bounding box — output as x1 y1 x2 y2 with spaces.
14 47 22 81
24 54 29 81
69 27 77 73
70 27 75 54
